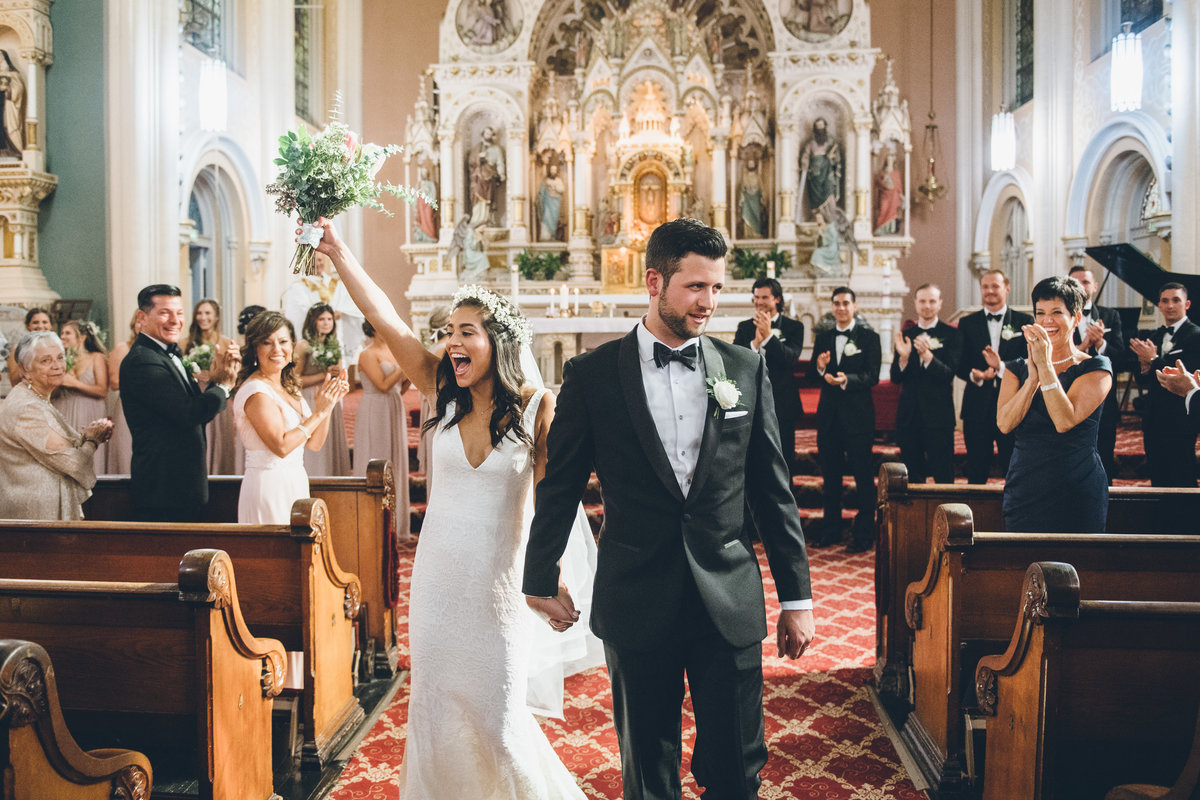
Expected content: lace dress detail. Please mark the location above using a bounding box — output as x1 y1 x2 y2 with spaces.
233 379 310 524
398 388 585 799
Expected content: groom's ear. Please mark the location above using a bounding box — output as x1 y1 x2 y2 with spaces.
646 268 664 298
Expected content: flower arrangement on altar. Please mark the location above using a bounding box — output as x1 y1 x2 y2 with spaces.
267 100 435 275
307 336 342 369
181 343 215 375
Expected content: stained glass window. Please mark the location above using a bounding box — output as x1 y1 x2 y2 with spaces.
183 0 223 58
1014 0 1034 107
295 5 319 121
1121 0 1162 34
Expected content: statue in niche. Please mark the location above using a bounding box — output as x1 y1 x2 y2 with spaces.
799 117 842 219
707 25 723 64
636 173 665 227
0 51 25 158
456 0 520 53
669 14 688 58
450 216 490 281
873 149 903 236
598 196 620 244
601 17 626 60
536 161 566 241
575 29 592 70
468 125 506 227
809 212 843 276
781 0 854 43
739 158 765 238
414 164 439 243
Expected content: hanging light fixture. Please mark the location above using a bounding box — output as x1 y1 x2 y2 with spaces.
1110 21 1143 112
990 106 1015 172
917 0 946 203
198 57 228 133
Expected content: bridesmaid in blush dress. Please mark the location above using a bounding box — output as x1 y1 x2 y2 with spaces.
356 320 412 540
105 313 139 474
184 299 239 475
296 302 352 476
55 320 109 475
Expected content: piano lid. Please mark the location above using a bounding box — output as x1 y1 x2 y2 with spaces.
1085 243 1200 322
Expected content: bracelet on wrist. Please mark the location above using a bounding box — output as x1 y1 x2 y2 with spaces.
1039 382 1059 392
296 423 313 440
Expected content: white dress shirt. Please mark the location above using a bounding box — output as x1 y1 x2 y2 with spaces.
637 322 812 612
1162 318 1186 356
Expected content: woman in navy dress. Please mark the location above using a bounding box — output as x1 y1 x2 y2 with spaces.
998 276 1113 532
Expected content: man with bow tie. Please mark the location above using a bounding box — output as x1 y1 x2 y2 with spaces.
956 269 1033 483
120 284 240 521
1130 282 1200 486
808 287 881 551
1068 266 1125 482
891 283 962 484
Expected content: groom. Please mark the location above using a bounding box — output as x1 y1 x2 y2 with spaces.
525 218 815 799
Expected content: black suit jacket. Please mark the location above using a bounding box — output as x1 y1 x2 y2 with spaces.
890 321 962 429
120 334 228 511
733 314 805 423
1135 319 1200 429
523 330 811 651
1076 304 1125 415
807 324 881 435
956 308 1033 421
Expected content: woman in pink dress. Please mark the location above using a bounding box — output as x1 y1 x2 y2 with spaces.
356 319 412 540
295 303 351 475
184 298 239 475
55 320 109 475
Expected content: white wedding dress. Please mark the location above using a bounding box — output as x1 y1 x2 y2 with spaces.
398 389 588 799
234 379 311 524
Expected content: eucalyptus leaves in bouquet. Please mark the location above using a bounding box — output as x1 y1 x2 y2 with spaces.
267 105 435 275
181 342 215 375
63 347 78 373
307 336 342 369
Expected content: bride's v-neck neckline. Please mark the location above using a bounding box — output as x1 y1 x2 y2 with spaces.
456 424 496 471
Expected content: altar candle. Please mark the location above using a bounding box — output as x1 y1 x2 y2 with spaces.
560 284 569 311
573 288 580 315
766 260 776 279
510 263 519 305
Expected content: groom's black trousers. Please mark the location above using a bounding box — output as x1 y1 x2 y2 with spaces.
603 577 766 800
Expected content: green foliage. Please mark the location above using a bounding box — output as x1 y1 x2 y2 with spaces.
729 246 794 280
514 249 568 280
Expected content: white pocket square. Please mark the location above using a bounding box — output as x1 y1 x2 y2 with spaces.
725 410 749 419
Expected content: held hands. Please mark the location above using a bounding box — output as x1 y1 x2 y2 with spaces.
1156 359 1200 398
313 372 350 415
215 343 241 386
777 608 815 660
526 581 580 633
912 333 934 365
1022 324 1053 371
81 418 114 445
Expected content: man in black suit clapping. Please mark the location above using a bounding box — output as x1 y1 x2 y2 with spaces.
809 287 881 552
734 278 805 468
891 283 961 484
120 285 240 521
956 269 1032 483
1130 282 1200 486
1068 265 1125 482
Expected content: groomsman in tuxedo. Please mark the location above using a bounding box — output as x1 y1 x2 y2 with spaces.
524 218 814 800
1068 265 1125 482
734 278 805 468
956 269 1032 483
121 285 239 521
808 287 881 552
890 283 961 484
1130 282 1200 486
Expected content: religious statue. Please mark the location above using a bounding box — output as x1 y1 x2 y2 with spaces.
598 196 620 244
873 149 903 236
468 125 506 227
463 0 505 47
414 165 439 243
708 25 723 64
601 16 626 60
669 14 688 58
739 158 765 238
636 173 665 227
0 51 25 158
450 216 490 281
799 117 842 219
536 162 566 241
808 211 843 276
782 0 854 42
575 29 592 70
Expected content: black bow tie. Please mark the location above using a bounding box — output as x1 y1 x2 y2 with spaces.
653 342 697 370
1159 325 1175 336
986 313 1003 323
165 343 183 359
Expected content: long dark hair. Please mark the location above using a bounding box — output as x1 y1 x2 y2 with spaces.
423 297 531 449
235 311 302 397
302 303 337 343
184 298 222 354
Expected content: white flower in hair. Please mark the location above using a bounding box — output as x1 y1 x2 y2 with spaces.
452 285 534 346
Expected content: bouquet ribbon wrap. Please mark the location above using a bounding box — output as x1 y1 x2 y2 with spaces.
298 223 325 248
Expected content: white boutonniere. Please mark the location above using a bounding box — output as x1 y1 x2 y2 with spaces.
771 327 783 341
1001 325 1019 341
926 337 943 350
842 341 860 357
706 375 741 417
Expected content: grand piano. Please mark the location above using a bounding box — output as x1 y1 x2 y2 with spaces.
1086 243 1200 325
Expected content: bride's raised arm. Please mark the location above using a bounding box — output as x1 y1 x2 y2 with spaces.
307 216 441 396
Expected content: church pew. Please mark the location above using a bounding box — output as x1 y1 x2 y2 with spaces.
900 503 1200 796
85 460 400 678
1 639 154 800
873 461 1200 705
0 550 285 800
0 498 363 768
974 561 1200 800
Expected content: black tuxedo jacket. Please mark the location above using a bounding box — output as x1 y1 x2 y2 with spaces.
523 329 811 652
120 334 228 511
807 324 881 435
1135 319 1200 428
733 314 805 422
1076 304 1125 415
956 308 1033 421
890 321 962 429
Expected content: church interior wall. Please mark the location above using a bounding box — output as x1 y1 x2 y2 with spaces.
38 0 108 327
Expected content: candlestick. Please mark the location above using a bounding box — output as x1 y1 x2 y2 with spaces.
573 288 579 315
766 260 776 279
560 284 569 311
510 263 519 306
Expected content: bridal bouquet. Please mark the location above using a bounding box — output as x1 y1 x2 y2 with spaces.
181 343 215 375
308 336 342 369
63 347 78 373
267 105 434 275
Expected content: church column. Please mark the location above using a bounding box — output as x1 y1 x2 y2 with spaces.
728 149 739 241
777 122 797 242
1172 0 1199 273
437 127 456 245
711 134 729 238
21 52 46 173
568 132 594 281
852 115 872 236
1031 0 1074 280
507 128 528 245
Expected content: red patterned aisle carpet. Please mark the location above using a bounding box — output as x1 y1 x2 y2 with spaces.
329 543 926 800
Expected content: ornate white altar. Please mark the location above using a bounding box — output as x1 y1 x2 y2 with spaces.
402 0 912 369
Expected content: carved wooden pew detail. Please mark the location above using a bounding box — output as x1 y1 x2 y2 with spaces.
0 550 285 800
0 499 362 768
975 562 1200 800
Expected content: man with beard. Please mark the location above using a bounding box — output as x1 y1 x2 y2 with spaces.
799 117 842 217
1067 265 1124 482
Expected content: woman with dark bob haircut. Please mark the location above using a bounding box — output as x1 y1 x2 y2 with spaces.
996 276 1113 532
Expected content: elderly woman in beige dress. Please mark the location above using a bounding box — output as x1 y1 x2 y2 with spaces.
0 331 113 520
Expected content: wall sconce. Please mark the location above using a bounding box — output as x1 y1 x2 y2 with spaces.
1110 21 1143 112
990 107 1015 172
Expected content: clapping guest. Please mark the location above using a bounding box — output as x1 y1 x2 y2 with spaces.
105 313 139 474
56 320 109 474
184 299 238 474
296 303 351 475
356 319 412 540
0 332 113 520
997 277 1112 532
1068 266 1125 483
6 307 53 385
1157 359 1200 428
233 311 349 524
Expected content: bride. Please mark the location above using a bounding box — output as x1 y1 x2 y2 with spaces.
306 218 598 798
